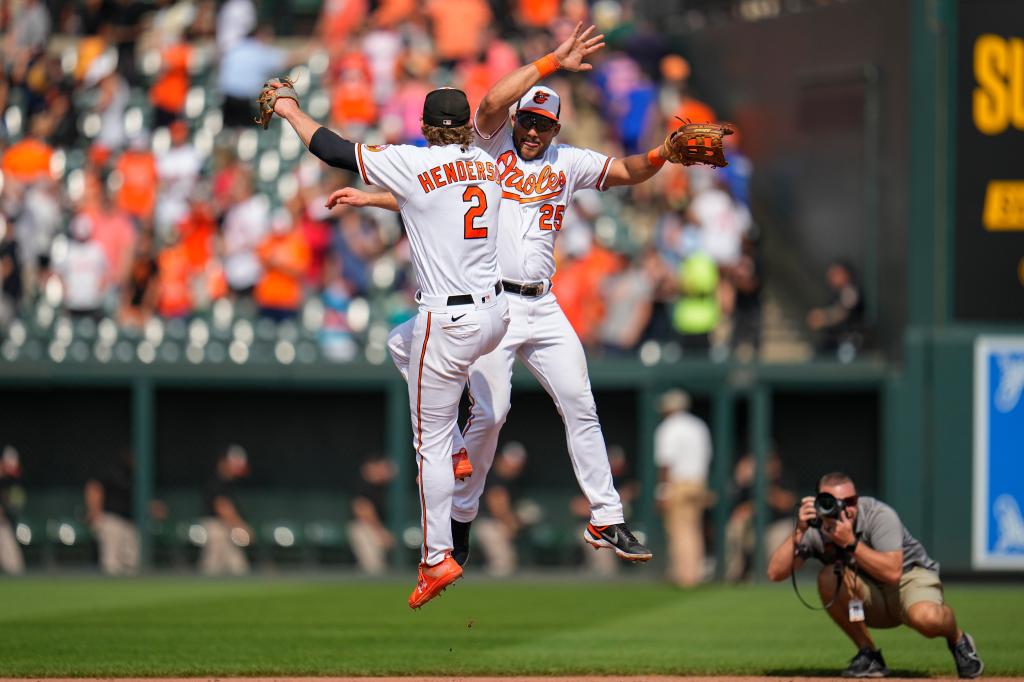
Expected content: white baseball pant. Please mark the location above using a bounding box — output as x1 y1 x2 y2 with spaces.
388 290 623 529
402 291 509 567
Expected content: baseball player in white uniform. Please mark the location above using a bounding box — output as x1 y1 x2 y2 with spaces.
332 25 679 566
267 86 508 609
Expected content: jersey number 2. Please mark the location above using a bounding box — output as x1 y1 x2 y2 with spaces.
539 204 565 231
463 186 488 239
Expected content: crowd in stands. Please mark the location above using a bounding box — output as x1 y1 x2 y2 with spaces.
0 0 771 365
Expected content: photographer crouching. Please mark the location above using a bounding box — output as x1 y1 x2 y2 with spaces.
767 472 983 679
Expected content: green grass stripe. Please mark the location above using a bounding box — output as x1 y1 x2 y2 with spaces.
0 578 1020 677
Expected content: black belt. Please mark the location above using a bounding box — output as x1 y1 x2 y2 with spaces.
446 281 503 306
502 280 547 297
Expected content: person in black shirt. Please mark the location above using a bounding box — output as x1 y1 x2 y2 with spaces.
199 444 251 575
347 455 396 574
474 442 528 577
724 451 796 582
85 450 140 575
806 261 865 355
0 446 26 574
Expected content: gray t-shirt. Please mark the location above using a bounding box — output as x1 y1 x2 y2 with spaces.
797 496 939 576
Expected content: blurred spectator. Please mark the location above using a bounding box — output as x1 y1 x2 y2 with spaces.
673 252 719 352
149 43 192 128
85 450 140 576
475 442 529 577
516 0 560 30
329 60 377 138
724 451 796 582
331 208 385 295
654 389 712 587
0 217 23 328
425 0 492 67
119 229 159 327
221 174 269 298
106 0 148 84
687 180 752 268
219 24 307 129
725 241 762 358
593 52 658 155
155 120 202 238
199 444 252 576
86 185 137 287
115 135 159 229
255 208 311 321
659 55 716 132
155 228 194 319
4 180 61 295
720 125 753 209
598 248 672 355
85 49 129 154
0 446 26 575
216 0 257 54
806 261 865 355
59 214 111 319
318 0 368 46
6 0 49 62
553 235 619 346
347 454 396 575
320 253 357 362
1 115 53 184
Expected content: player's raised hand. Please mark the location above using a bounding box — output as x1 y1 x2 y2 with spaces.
325 187 374 209
553 22 605 72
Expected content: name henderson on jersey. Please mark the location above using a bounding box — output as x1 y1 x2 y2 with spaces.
411 151 568 201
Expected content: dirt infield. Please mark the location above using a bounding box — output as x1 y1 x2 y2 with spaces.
4 677 1022 681
4 671 1019 675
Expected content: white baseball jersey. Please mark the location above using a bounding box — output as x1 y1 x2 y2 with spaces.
472 117 614 282
354 142 502 297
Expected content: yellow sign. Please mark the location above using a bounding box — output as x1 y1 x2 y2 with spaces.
973 34 1024 135
983 181 1024 230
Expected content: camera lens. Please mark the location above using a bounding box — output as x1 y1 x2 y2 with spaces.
814 492 840 519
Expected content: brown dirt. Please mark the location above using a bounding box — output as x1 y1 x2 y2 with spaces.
2 677 1021 681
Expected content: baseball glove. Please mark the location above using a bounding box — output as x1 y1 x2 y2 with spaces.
662 119 734 168
255 77 298 130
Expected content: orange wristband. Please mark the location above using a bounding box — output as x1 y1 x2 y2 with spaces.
647 146 667 168
533 53 560 78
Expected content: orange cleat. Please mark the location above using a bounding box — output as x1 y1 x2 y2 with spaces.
452 448 473 480
408 555 463 609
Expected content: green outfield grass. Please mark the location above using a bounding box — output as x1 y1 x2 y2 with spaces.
0 576 1021 677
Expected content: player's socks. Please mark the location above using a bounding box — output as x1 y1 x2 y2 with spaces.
451 519 472 566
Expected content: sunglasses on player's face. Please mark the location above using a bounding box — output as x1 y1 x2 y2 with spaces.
515 111 557 133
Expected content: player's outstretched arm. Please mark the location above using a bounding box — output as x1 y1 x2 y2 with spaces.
602 148 669 188
271 88 362 173
326 187 399 212
476 21 604 136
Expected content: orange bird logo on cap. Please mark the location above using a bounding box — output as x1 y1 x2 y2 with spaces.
533 91 551 104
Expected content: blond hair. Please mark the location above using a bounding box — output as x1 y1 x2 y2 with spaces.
421 124 474 150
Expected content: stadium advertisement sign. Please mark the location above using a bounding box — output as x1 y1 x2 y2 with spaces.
954 0 1024 321
973 336 1024 569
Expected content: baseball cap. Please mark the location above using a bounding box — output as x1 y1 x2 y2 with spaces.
516 86 560 122
658 389 691 414
422 87 471 127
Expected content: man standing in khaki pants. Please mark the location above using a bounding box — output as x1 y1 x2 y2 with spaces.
654 390 712 587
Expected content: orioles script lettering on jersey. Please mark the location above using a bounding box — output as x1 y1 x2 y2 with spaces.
495 150 568 203
417 160 499 194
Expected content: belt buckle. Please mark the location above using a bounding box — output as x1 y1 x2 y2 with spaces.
524 283 543 297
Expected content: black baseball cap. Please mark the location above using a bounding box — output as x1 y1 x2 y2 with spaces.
422 88 471 127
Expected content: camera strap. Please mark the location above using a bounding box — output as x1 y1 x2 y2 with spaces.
789 506 844 611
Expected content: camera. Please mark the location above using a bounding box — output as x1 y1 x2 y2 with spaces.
808 492 849 529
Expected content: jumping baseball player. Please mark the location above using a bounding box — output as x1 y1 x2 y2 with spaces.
327 25 732 569
259 82 509 609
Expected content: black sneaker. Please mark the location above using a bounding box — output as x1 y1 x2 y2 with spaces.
950 632 984 679
583 522 652 562
451 519 472 567
841 647 890 678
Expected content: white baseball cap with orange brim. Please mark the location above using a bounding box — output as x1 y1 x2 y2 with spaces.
516 86 561 122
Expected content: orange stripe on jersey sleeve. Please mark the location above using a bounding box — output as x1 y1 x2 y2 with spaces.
356 144 372 185
596 156 613 191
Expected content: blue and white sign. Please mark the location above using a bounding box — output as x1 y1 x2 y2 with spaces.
973 336 1024 569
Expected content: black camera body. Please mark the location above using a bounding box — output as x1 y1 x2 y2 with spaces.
808 492 848 529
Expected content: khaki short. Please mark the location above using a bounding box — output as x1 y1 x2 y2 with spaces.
850 566 944 628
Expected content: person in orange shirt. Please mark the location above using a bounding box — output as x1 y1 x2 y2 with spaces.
155 230 194 319
330 64 377 134
115 139 159 228
516 0 559 30
425 0 492 66
255 208 311 321
1 116 53 183
660 54 716 132
150 42 191 128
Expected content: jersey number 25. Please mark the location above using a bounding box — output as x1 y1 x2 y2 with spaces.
463 186 488 239
539 204 565 231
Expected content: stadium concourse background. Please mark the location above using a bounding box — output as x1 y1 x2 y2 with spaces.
0 0 1021 578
